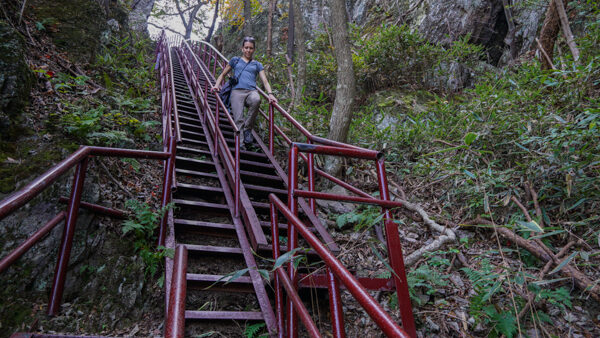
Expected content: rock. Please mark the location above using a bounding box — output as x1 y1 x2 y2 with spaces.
129 0 156 33
315 185 356 214
449 273 464 288
0 21 33 138
425 316 440 332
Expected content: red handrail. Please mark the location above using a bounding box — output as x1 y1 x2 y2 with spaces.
178 39 242 217
269 194 410 338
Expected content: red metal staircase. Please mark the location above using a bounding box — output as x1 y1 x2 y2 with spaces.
0 32 416 337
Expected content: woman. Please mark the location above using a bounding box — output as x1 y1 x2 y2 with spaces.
212 36 277 145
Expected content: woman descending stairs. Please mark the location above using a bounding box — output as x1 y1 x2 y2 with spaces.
165 48 276 336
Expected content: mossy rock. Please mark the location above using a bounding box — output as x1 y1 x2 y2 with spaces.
28 0 107 63
0 20 33 138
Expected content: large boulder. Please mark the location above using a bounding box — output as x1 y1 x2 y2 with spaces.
0 21 32 139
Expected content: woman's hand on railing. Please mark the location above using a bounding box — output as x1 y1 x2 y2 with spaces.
211 85 220 93
268 93 278 104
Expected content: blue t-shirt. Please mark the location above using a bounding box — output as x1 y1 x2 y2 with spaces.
229 57 264 90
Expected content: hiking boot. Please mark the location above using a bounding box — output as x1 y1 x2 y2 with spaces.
243 129 253 144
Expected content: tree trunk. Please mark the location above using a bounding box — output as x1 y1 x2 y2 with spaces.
326 0 356 174
292 0 306 110
244 0 252 36
266 0 276 57
287 0 295 62
554 0 580 62
501 0 518 60
538 0 560 70
205 0 219 42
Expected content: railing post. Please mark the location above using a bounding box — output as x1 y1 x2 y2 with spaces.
327 267 346 338
307 139 316 213
269 103 274 155
286 144 299 338
48 156 89 316
213 102 219 155
234 130 240 217
158 136 176 247
270 202 285 337
375 158 416 338
165 245 188 338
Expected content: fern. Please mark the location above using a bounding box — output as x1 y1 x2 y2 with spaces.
244 322 266 338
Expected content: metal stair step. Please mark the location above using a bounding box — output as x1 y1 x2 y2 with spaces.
175 168 218 179
243 183 287 195
185 244 243 255
173 198 228 210
187 273 254 292
174 218 235 231
185 310 263 321
177 182 223 193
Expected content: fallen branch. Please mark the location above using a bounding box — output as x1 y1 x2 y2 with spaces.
525 182 544 227
518 240 575 320
466 217 600 302
536 37 557 70
98 159 135 199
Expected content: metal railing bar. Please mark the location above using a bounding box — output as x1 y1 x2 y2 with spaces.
275 268 321 338
168 47 182 142
294 190 403 208
269 194 409 338
0 147 91 220
0 211 66 273
165 245 187 338
292 142 380 160
57 197 127 219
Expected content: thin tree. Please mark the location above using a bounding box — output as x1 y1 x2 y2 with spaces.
285 0 296 108
326 0 356 174
554 0 580 62
538 0 561 69
291 0 306 111
205 0 219 42
266 0 276 57
243 0 252 36
174 0 206 39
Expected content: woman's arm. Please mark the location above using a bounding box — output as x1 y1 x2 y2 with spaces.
259 70 277 103
212 64 232 92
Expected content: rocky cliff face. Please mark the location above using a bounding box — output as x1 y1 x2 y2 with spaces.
128 0 156 32
0 21 33 139
221 0 546 69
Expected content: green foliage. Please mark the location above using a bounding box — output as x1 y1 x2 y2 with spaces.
336 206 383 231
122 200 175 278
244 322 267 338
405 263 449 306
54 32 159 146
354 25 483 93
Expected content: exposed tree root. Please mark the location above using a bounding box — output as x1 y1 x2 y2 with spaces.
466 217 600 302
388 192 457 267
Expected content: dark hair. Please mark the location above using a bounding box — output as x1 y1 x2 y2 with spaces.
242 36 256 47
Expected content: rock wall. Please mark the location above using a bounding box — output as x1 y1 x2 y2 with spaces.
129 0 156 33
218 0 546 68
0 21 33 139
